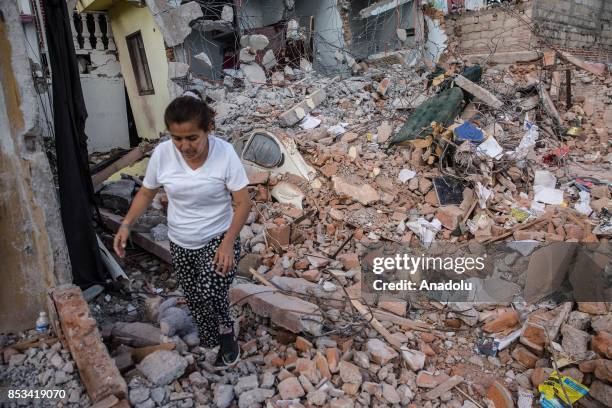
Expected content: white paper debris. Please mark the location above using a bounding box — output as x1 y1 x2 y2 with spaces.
534 170 557 188
475 182 493 209
477 136 503 159
406 218 441 247
327 123 348 135
533 186 564 205
299 114 321 129
513 125 539 160
398 169 417 183
574 191 592 215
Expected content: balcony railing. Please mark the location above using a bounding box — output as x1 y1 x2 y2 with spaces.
70 11 115 53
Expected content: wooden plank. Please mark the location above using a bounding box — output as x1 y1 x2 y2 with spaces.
373 310 432 332
92 144 153 188
482 215 550 244
351 299 402 350
249 267 278 289
100 209 171 264
559 51 607 76
423 375 464 400
454 75 503 109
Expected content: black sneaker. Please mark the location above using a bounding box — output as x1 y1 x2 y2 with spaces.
212 329 240 370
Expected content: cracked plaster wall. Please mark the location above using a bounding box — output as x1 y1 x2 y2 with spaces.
0 0 72 333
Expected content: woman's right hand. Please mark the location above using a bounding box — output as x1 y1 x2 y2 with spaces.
113 225 130 258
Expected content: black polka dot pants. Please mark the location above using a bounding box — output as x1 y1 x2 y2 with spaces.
170 233 241 348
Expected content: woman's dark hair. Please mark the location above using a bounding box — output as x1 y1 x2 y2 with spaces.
164 89 216 131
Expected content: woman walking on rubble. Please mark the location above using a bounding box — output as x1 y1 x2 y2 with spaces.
113 89 251 369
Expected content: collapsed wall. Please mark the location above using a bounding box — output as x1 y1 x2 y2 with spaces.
0 0 72 332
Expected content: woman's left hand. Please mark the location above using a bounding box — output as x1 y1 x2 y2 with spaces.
213 239 234 276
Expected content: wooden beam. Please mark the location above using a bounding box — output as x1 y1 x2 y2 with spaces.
100 209 171 264
373 310 432 332
92 144 153 188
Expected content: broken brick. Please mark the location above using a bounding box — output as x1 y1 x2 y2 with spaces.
592 331 612 359
435 206 464 230
265 224 291 251
511 346 539 368
51 285 128 402
229 283 322 335
483 310 519 333
486 381 514 408
295 336 313 352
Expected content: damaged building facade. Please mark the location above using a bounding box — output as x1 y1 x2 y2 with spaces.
70 0 611 146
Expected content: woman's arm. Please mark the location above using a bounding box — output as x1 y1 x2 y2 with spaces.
214 187 252 275
113 186 159 257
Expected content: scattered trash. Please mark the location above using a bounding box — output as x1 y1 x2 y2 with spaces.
453 121 484 143
538 371 589 407
476 337 498 357
433 176 465 206
35 311 49 333
299 115 321 129
574 191 592 216
477 136 503 159
328 123 348 136
406 218 442 247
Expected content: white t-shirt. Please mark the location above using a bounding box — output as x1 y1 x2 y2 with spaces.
142 135 249 249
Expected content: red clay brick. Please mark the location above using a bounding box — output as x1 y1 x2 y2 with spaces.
52 285 127 403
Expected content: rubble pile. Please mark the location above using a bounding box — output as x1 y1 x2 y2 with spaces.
82 46 612 406
0 336 90 406
6 29 611 408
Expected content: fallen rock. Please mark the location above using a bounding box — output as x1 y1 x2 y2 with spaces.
382 383 401 404
592 331 612 358
416 371 450 388
242 63 266 84
567 311 591 330
531 367 553 386
589 381 612 407
402 349 426 371
234 374 258 394
592 315 612 333
277 377 305 400
423 375 463 400
366 338 398 365
339 360 362 386
561 324 590 357
137 350 187 386
578 302 608 315
229 283 322 335
112 322 163 347
307 389 327 406
237 388 274 408
332 176 379 205
213 384 234 408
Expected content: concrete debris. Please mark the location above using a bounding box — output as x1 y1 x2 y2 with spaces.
136 350 188 386
241 63 266 84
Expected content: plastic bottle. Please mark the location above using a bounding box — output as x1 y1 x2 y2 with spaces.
35 311 49 333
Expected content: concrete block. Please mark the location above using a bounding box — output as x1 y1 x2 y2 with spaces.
229 283 322 335
52 286 127 403
111 322 163 347
279 89 326 127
